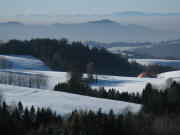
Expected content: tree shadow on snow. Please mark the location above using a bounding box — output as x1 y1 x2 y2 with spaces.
92 79 141 87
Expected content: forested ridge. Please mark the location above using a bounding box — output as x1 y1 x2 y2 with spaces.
0 39 145 76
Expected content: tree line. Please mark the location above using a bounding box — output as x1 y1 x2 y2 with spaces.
141 81 180 115
55 82 141 104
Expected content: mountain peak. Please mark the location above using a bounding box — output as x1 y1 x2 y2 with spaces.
4 21 24 25
114 11 147 16
87 19 119 24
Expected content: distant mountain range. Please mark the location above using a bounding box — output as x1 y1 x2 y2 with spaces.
14 11 180 17
0 19 179 42
112 11 180 16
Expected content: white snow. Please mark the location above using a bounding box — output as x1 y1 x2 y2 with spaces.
91 75 166 93
1 54 179 115
157 70 180 79
0 69 166 93
0 55 50 71
108 45 153 53
0 55 143 114
129 58 180 68
0 55 174 94
0 84 141 115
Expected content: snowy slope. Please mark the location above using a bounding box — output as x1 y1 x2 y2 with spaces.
0 84 141 114
0 55 50 71
1 69 166 93
0 55 168 93
0 55 141 115
129 58 180 68
0 55 173 95
157 70 180 78
91 74 165 93
1 54 175 115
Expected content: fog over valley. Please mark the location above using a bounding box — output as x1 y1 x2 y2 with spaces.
0 16 180 42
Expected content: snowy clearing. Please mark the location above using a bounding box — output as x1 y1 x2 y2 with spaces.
0 84 141 115
158 70 180 79
108 45 153 54
1 54 180 115
0 55 176 93
0 69 167 93
0 55 50 71
129 58 180 68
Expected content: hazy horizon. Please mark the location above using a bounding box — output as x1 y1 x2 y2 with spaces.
1 0 180 15
1 0 180 42
1 0 180 31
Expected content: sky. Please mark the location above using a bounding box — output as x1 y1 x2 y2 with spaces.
0 0 180 16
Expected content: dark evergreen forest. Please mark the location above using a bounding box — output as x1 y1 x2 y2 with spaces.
0 39 173 76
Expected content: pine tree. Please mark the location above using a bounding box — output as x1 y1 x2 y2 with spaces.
71 113 80 135
18 102 23 117
107 109 116 134
30 105 36 125
23 107 30 127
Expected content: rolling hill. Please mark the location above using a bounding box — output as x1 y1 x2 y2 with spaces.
0 55 142 114
1 54 180 115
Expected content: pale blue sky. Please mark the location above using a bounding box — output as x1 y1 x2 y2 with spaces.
0 0 180 16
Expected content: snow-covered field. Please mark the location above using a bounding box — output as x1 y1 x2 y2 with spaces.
0 84 141 114
0 55 50 71
108 46 140 53
129 58 180 68
0 69 166 93
0 55 143 114
108 45 153 54
92 75 165 93
1 54 180 115
158 70 180 79
1 55 179 93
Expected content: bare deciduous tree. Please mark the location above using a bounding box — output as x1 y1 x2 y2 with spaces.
0 72 47 89
0 56 12 70
86 62 97 82
0 89 4 103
